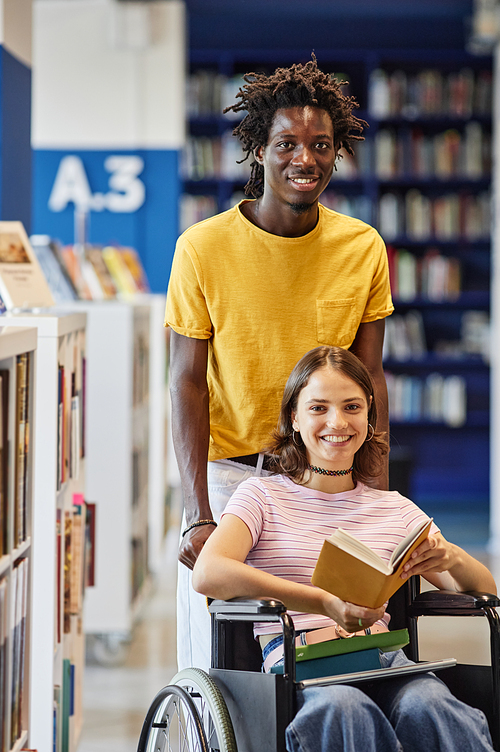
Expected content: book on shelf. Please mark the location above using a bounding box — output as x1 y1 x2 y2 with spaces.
0 577 7 752
29 235 79 303
385 371 467 427
368 67 491 119
59 246 92 300
372 123 491 181
85 248 117 299
55 509 62 646
120 247 149 293
63 514 72 634
70 497 85 615
0 221 55 310
84 503 96 588
70 395 80 481
14 354 30 548
378 190 490 242
57 365 65 490
102 246 138 296
10 558 28 747
311 518 432 608
53 685 62 752
61 659 72 752
383 310 427 362
0 370 8 558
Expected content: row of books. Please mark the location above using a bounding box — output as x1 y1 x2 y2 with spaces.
57 365 84 491
384 309 490 363
374 123 490 180
384 311 427 362
56 496 95 645
187 71 242 119
53 659 75 752
368 67 492 119
131 535 147 602
387 246 461 302
132 448 148 509
183 128 489 183
186 67 493 122
385 371 467 427
182 133 249 181
0 371 8 558
133 332 150 408
0 354 32 557
30 236 150 304
379 190 490 242
179 194 218 232
0 558 28 752
14 355 30 550
320 191 373 225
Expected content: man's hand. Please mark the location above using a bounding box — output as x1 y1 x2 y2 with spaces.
179 524 217 570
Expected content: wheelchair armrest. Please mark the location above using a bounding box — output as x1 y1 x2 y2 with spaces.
209 597 287 622
408 589 500 617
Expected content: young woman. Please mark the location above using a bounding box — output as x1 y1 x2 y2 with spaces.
192 346 496 752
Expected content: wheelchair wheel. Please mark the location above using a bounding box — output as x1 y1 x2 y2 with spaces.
138 667 236 752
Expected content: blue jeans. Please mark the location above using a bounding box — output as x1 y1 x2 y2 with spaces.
286 650 493 752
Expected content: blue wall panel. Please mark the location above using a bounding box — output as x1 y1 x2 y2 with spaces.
0 46 32 230
32 148 180 293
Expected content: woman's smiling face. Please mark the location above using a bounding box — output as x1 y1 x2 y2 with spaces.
291 366 370 470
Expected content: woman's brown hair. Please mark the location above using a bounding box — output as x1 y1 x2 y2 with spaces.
266 346 388 484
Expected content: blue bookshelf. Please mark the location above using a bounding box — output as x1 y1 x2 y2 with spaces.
182 48 492 524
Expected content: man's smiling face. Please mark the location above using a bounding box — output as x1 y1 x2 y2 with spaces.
255 106 336 214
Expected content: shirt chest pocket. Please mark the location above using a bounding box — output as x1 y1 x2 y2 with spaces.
316 299 357 347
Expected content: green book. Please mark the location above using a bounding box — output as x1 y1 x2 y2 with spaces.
62 659 71 752
295 628 409 663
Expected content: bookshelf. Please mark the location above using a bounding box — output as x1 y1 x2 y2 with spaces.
182 49 493 515
0 312 87 752
57 295 168 661
0 326 36 752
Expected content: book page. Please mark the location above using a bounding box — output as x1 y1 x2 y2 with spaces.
327 528 391 575
389 517 433 569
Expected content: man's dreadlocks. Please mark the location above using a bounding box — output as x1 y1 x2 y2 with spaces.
224 55 367 199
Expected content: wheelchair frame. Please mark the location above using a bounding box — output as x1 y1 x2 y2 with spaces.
138 580 500 752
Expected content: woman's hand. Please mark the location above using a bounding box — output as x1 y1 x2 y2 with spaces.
323 593 386 633
400 534 452 580
400 532 497 595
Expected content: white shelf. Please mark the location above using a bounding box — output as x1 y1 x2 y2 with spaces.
4 312 87 752
56 297 168 636
0 326 37 752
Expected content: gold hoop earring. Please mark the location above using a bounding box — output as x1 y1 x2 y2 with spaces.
292 430 303 447
365 424 374 442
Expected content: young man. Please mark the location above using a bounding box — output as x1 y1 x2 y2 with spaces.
166 56 394 670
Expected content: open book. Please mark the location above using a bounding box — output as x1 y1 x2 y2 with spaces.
311 518 433 608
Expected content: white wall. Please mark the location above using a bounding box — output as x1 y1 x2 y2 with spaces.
32 0 186 149
0 0 32 66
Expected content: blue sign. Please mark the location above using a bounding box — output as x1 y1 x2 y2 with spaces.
32 148 180 293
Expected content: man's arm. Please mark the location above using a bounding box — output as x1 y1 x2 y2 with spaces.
169 329 213 569
349 318 389 490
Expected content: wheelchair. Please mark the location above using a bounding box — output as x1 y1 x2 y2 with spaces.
137 577 500 752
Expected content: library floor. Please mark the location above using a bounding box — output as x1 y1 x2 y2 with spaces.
77 520 498 752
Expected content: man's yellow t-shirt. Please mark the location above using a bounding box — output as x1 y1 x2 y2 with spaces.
166 201 393 461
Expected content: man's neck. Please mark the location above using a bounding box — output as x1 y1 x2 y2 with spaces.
241 198 320 238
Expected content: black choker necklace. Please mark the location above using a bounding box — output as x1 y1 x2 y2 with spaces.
308 463 354 477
